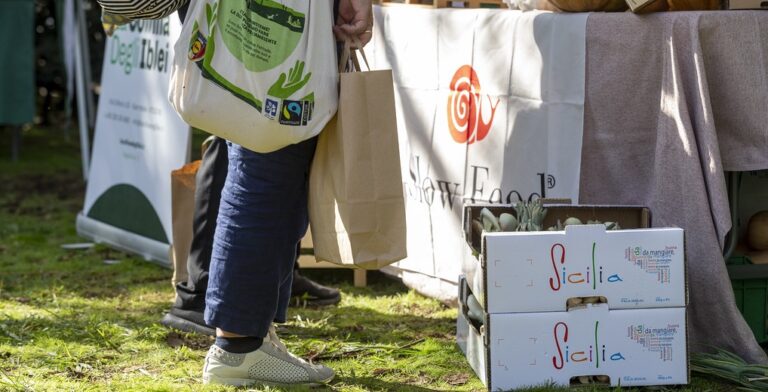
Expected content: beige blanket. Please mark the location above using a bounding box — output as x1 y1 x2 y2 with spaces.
581 11 768 364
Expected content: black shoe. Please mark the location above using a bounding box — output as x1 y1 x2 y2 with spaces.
160 307 215 336
291 271 341 306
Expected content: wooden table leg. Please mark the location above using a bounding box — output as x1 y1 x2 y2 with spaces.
353 269 367 287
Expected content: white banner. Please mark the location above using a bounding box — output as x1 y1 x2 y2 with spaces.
371 7 588 300
78 16 189 266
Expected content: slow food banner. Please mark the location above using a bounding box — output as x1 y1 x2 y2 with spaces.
371 7 588 300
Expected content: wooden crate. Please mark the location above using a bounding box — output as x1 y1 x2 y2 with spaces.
376 0 505 8
299 229 367 287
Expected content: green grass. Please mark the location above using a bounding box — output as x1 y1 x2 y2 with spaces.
0 127 738 391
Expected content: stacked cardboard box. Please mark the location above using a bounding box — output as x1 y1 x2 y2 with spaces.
457 204 689 390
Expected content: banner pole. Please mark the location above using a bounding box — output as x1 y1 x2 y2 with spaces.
73 0 91 181
76 0 97 129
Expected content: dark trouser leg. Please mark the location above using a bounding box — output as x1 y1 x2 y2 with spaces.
204 138 317 337
163 136 336 335
172 137 228 313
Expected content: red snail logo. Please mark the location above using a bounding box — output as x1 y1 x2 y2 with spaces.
447 65 500 144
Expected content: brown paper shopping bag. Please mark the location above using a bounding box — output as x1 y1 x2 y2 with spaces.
308 43 407 270
170 160 200 288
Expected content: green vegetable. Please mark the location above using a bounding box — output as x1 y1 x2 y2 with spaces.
691 348 768 391
473 201 549 234
604 221 621 230
514 200 547 232
466 292 484 327
480 208 501 232
563 217 583 226
549 218 622 231
499 213 518 232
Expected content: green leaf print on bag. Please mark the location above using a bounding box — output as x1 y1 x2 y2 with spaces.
218 0 304 72
268 60 312 100
206 2 215 26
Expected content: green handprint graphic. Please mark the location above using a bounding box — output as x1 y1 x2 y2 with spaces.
197 1 314 112
267 60 313 100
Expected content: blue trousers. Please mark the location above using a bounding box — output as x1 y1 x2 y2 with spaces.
204 138 317 338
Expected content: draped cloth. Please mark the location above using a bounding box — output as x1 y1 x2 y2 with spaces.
581 11 768 364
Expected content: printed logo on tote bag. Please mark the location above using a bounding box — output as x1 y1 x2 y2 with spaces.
277 100 314 126
188 30 207 61
264 97 280 120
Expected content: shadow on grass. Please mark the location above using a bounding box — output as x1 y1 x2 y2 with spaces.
281 304 455 346
1 301 453 350
220 379 445 392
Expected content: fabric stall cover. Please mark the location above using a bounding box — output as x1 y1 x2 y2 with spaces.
0 0 35 125
581 11 768 364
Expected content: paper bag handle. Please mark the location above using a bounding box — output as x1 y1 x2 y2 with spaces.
339 37 371 74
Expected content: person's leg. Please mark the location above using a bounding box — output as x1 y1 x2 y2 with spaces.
203 138 333 386
161 137 228 336
163 0 343 336
205 139 315 335
182 139 227 306
162 136 340 335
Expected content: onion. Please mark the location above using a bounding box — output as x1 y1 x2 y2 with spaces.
748 211 768 251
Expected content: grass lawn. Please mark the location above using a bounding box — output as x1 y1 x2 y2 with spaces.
0 128 738 391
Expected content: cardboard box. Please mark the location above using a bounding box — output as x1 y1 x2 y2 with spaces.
457 277 689 390
477 225 686 313
457 275 488 386
462 204 687 313
624 0 657 12
725 0 767 8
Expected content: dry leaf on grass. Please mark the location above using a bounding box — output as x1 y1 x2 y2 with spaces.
165 333 184 348
165 332 212 350
445 373 470 386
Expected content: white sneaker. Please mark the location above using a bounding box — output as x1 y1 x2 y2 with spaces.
202 327 334 387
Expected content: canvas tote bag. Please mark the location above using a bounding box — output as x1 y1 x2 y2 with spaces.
308 42 407 270
168 0 338 153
